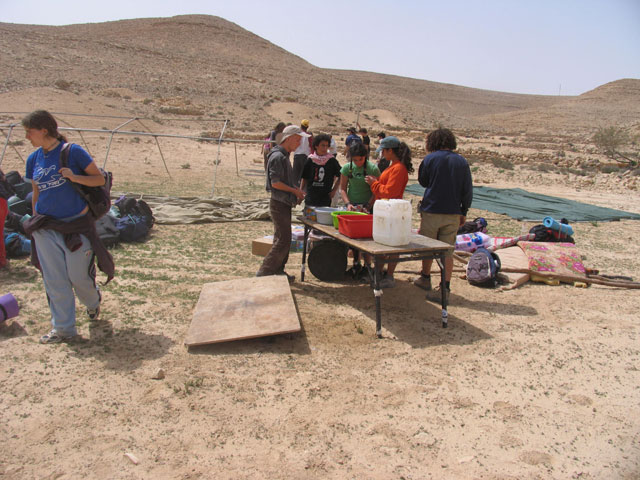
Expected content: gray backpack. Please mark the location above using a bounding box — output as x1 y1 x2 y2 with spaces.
466 247 501 288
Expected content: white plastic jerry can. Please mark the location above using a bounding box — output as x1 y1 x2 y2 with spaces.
373 199 412 246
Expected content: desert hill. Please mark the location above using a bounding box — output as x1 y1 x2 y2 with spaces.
2 14 638 137
1 16 640 480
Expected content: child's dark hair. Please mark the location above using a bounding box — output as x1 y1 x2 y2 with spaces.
22 110 67 143
348 142 371 177
349 142 368 158
388 142 414 173
426 127 457 152
313 133 332 149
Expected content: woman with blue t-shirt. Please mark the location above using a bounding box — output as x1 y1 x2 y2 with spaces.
22 110 112 344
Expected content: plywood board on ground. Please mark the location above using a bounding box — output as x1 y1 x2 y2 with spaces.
496 246 530 288
185 275 300 346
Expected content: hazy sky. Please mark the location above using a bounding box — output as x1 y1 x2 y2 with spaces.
2 0 639 96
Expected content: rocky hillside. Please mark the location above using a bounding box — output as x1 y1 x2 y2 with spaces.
1 15 638 139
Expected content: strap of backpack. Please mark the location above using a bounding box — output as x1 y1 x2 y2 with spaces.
59 142 71 168
60 143 90 201
491 251 502 272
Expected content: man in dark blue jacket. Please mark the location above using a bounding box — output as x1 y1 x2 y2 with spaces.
414 128 473 302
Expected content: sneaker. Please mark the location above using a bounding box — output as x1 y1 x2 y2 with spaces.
39 329 76 344
379 276 396 289
87 306 100 321
413 274 432 291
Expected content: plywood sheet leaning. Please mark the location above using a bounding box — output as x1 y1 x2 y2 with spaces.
185 275 301 346
495 246 530 290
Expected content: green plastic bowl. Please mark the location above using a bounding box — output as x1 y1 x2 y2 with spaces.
331 210 366 229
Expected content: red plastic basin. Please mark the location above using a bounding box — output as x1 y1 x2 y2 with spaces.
338 214 373 239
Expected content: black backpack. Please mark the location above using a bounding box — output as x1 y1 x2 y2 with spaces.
115 197 155 229
60 143 112 219
529 224 574 243
457 217 488 235
466 247 501 288
3 170 32 200
0 169 16 200
114 196 155 242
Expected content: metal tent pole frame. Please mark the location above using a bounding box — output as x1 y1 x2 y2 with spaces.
0 125 15 168
0 112 270 197
104 117 138 168
211 119 229 195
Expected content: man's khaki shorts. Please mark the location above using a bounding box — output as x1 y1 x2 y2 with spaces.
419 212 459 254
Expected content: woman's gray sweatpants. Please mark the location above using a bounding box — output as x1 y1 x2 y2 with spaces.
32 229 101 336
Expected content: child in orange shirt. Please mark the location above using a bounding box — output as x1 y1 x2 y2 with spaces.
365 136 414 288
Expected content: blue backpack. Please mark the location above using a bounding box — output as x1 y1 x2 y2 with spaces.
116 214 150 242
466 247 501 287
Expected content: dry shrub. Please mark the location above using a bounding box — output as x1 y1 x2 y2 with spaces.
491 157 514 170
159 106 204 116
600 165 623 174
102 89 121 98
54 79 71 90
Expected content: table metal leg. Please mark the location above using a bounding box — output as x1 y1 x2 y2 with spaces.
301 225 309 282
436 254 448 328
373 257 382 338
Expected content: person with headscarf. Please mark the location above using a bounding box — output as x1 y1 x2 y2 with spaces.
299 134 341 207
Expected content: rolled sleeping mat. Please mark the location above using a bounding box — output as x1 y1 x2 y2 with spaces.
543 216 574 236
0 293 20 323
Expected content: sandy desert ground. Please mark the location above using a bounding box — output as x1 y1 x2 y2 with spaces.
1 15 640 480
1 98 639 480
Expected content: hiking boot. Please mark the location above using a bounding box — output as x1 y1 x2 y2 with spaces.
87 306 100 321
347 263 363 279
277 271 295 284
413 274 432 291
359 265 374 284
39 329 76 344
379 276 396 289
427 285 450 304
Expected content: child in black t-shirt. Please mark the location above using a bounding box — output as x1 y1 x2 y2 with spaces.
300 134 341 207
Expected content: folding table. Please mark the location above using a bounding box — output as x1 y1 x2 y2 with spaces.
299 217 454 337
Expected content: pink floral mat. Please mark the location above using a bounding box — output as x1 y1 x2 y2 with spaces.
518 241 587 278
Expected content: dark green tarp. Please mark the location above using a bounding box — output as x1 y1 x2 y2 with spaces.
404 184 640 222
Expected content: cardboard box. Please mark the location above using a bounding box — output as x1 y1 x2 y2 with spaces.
252 237 274 257
251 236 306 257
